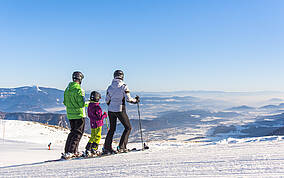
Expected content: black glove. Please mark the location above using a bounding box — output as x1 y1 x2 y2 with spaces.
135 95 140 103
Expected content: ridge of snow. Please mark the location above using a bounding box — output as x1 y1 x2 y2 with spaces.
217 136 284 144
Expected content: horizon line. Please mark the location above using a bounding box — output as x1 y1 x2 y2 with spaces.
1 85 284 94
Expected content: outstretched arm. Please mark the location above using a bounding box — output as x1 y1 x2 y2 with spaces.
124 85 138 104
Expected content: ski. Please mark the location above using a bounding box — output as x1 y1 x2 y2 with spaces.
45 147 148 163
44 153 84 162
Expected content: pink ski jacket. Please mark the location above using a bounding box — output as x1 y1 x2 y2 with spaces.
88 102 107 128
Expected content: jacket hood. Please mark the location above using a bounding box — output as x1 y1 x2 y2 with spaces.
68 82 81 90
110 79 125 88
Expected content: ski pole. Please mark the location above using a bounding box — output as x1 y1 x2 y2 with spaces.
136 101 149 150
105 117 109 132
137 101 149 150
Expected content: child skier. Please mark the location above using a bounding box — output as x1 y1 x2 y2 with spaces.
85 91 107 156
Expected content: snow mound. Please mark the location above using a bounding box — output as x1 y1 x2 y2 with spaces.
0 120 72 145
217 136 284 144
0 120 90 167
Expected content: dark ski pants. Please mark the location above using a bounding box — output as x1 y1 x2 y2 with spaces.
104 110 132 150
64 118 85 153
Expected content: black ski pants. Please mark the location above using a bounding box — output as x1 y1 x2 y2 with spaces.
104 110 132 150
64 118 85 153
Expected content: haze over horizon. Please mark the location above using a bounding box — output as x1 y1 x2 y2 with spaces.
3 85 284 95
1 0 284 92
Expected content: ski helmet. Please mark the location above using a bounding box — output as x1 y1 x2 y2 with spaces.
113 70 124 80
90 91 101 102
72 71 84 83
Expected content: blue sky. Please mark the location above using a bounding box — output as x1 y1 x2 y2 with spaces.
0 0 284 92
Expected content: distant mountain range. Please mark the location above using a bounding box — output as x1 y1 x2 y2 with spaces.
0 86 232 137
211 113 284 138
259 105 281 110
226 105 255 111
226 103 284 111
1 86 284 141
142 90 284 95
0 111 68 128
0 86 64 113
0 86 230 113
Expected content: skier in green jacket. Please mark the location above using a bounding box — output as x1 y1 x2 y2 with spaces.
62 71 86 159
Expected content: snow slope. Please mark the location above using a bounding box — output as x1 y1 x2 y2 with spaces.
2 120 284 177
0 120 90 167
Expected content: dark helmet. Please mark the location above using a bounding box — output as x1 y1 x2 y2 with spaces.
72 71 84 83
113 70 124 80
90 91 101 102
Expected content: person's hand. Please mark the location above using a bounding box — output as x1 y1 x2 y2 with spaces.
103 112 107 117
135 95 140 103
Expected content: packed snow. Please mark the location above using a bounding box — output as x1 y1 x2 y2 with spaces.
1 120 284 177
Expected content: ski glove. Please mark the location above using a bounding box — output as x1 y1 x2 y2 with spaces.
135 95 140 103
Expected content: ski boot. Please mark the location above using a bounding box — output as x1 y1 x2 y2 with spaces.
82 150 92 158
102 147 117 155
91 143 99 153
117 146 130 153
61 152 76 160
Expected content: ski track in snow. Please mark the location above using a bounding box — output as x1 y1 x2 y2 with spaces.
2 121 284 177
